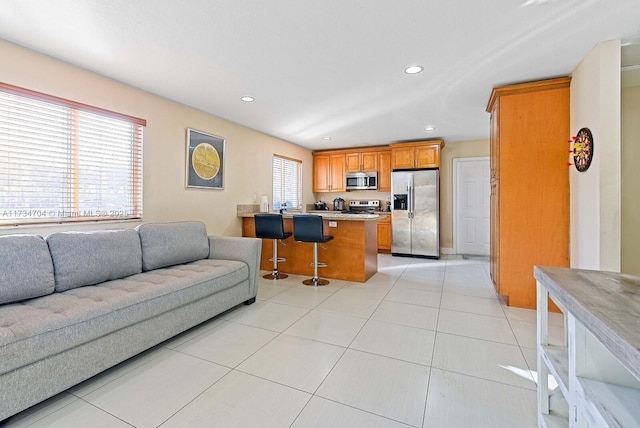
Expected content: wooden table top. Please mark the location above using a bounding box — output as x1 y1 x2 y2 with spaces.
534 266 640 381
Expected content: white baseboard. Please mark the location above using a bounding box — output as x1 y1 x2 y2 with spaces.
441 247 454 255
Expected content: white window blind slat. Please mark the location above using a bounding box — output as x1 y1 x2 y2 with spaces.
0 84 144 225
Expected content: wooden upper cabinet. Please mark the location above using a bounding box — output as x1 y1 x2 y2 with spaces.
390 146 415 169
313 154 331 192
415 145 439 168
345 151 378 172
377 150 391 192
314 144 432 194
345 153 360 172
313 153 345 192
361 152 377 171
329 154 346 192
389 140 443 169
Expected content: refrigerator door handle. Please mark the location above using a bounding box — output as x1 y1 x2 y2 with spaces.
408 185 414 218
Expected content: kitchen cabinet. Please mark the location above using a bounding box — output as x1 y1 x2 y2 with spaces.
314 147 389 192
377 150 392 192
535 267 640 428
313 153 345 192
389 140 443 169
377 214 391 252
345 151 378 172
487 77 570 309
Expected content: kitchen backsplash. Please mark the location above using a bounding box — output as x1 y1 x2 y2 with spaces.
314 190 391 210
237 204 260 215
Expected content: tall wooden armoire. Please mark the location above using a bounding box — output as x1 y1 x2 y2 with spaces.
486 77 570 309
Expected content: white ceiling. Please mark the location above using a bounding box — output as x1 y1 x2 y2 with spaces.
1 0 639 150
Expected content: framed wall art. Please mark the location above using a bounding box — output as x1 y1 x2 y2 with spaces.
186 128 225 189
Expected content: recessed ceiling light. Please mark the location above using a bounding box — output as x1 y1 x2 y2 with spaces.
322 136 331 140
424 126 435 132
404 66 423 74
241 96 255 102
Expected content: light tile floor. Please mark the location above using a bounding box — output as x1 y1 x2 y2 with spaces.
3 254 565 428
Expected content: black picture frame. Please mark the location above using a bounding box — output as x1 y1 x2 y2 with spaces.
186 128 225 189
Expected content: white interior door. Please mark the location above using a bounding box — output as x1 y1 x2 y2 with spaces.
454 157 490 256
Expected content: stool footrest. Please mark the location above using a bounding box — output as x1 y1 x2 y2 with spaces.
308 261 328 268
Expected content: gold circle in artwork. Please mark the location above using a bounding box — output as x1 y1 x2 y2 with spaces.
191 143 220 180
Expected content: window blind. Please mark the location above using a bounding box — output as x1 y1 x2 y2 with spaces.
272 154 302 210
0 82 145 225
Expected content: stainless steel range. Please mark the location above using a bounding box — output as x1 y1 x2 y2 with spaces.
348 199 380 214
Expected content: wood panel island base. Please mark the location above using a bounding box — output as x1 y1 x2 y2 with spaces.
241 214 378 282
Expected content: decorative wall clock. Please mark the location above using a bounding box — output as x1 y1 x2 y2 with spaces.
573 127 593 172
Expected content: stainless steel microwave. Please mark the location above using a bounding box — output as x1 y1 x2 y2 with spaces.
345 172 378 190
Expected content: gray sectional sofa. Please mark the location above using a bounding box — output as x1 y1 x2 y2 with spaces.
0 221 261 421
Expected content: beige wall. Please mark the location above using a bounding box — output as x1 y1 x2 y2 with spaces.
440 139 490 251
621 85 640 275
0 39 314 237
570 39 621 271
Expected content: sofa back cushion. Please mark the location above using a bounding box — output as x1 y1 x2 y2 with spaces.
47 229 143 292
136 221 209 271
0 234 55 304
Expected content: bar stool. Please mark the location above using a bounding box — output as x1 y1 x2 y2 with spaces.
254 213 292 280
292 215 334 286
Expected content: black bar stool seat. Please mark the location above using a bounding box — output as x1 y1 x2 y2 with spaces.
292 215 334 286
254 214 292 280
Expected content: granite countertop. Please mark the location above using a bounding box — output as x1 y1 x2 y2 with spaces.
309 210 391 216
533 266 640 381
239 211 380 221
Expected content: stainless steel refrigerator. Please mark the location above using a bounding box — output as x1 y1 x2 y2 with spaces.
391 169 439 258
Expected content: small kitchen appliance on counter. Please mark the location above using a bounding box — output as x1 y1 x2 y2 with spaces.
333 197 345 211
313 201 327 210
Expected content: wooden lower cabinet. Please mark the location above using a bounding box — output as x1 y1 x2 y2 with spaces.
377 214 391 253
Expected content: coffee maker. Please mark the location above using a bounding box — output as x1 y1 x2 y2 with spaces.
332 197 345 211
313 201 327 210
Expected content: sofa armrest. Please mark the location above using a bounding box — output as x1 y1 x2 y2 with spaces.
207 236 261 298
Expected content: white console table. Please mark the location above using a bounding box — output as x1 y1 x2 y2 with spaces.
534 267 640 428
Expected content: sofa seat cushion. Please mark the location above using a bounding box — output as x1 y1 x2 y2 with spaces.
0 259 248 375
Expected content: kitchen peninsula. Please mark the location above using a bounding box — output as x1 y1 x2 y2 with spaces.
240 212 378 282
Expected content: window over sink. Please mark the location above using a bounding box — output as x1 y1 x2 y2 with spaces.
272 154 302 211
